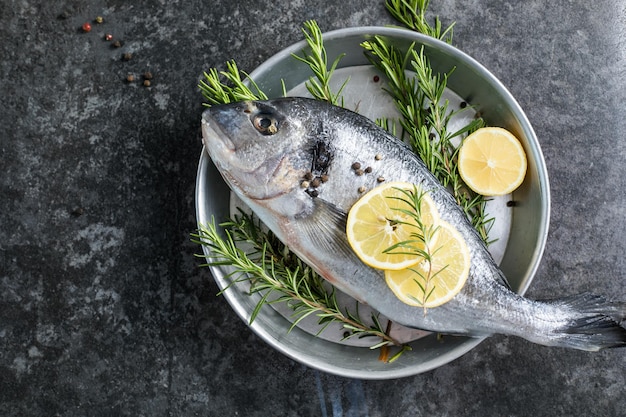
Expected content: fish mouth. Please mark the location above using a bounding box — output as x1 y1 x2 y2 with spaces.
201 113 236 153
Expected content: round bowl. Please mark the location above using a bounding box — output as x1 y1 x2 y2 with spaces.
195 26 550 379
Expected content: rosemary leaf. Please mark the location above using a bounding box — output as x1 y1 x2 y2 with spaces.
291 20 348 106
198 60 267 107
385 0 455 43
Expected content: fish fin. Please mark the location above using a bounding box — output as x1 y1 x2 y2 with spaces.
493 268 513 291
545 293 626 351
297 198 355 261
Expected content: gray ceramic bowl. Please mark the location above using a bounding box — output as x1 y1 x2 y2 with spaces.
195 27 550 379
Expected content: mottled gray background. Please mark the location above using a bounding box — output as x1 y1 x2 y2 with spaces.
1 1 624 416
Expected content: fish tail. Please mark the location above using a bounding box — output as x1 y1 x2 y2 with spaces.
542 293 626 351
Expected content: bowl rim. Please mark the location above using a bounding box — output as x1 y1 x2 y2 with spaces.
195 26 551 379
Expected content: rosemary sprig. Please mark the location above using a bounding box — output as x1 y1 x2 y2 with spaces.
291 20 349 106
385 0 455 43
383 186 442 313
198 60 267 107
192 213 410 358
362 38 493 243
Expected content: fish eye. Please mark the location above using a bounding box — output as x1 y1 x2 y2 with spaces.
253 113 279 135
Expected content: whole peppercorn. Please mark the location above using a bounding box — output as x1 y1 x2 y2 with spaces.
143 71 153 80
95 16 104 24
112 40 122 48
82 22 92 32
126 74 135 83
143 79 151 87
104 33 113 41
122 52 132 61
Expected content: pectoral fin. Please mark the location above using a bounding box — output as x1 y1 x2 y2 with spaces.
295 198 357 262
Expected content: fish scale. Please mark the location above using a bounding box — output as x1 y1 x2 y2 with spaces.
201 97 626 351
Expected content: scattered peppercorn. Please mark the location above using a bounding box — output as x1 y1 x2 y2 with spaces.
122 52 132 61
143 79 151 87
71 207 84 217
364 166 372 174
112 40 122 48
310 178 320 188
506 200 517 207
143 71 153 80
304 171 313 181
126 74 135 83
374 153 383 161
95 16 104 24
373 75 380 82
320 174 329 183
358 186 366 193
460 101 468 109
301 180 310 189
104 33 113 41
310 190 319 198
351 162 361 170
82 22 92 32
377 176 386 183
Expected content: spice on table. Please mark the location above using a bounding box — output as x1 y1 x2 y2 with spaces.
143 72 153 80
82 22 92 32
95 16 104 24
126 74 135 83
143 79 151 87
112 40 122 48
122 52 132 61
104 33 113 41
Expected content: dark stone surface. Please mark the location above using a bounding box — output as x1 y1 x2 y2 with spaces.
1 1 624 416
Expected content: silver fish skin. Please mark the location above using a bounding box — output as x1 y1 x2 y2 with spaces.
201 97 626 351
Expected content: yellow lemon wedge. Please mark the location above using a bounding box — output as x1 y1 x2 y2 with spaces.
384 220 470 308
458 127 528 196
346 181 439 271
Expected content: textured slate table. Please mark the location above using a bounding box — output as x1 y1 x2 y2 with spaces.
1 1 624 416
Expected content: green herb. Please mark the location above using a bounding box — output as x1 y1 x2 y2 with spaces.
383 186 441 313
192 213 410 360
362 39 493 243
291 20 349 106
385 0 454 43
198 60 267 107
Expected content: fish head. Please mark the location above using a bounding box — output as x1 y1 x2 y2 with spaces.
201 98 322 202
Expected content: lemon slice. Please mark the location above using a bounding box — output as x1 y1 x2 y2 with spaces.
384 220 470 308
346 181 439 270
458 127 527 196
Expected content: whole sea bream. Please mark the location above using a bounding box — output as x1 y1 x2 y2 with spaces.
201 97 626 351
